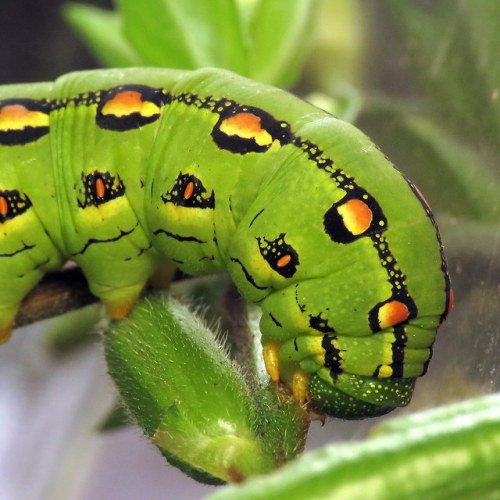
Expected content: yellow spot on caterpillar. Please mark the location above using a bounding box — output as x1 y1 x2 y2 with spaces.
183 182 194 200
337 199 373 235
263 340 282 383
378 365 393 378
378 300 410 329
0 105 49 131
220 113 273 146
277 254 291 267
102 91 160 118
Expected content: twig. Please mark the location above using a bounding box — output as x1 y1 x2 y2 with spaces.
14 268 98 328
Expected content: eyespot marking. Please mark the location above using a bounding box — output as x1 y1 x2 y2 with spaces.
78 171 126 209
0 98 50 145
161 173 215 209
211 105 291 154
257 233 299 278
96 84 166 131
324 187 387 244
369 296 417 332
0 190 32 223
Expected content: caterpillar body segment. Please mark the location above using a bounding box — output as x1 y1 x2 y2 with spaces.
0 68 451 418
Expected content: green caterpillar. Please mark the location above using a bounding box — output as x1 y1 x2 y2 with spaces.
0 68 452 419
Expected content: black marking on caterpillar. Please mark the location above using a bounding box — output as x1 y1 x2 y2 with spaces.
152 228 207 244
269 312 282 328
77 171 126 209
249 208 265 228
0 241 35 258
322 334 345 377
389 325 408 378
368 234 418 332
230 257 269 291
257 233 299 278
0 190 32 222
124 242 153 261
309 312 335 333
161 172 215 209
71 222 139 256
295 283 306 312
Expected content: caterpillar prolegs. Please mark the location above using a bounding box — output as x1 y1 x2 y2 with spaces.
0 68 452 419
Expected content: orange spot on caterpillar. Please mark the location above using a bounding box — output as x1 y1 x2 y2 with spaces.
95 177 106 199
337 199 373 235
101 91 160 118
183 181 194 200
378 301 410 329
220 113 273 146
0 197 8 216
277 254 292 267
0 104 49 131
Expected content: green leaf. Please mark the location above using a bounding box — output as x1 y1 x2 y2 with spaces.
207 393 500 500
116 0 247 72
63 3 141 67
246 0 318 86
